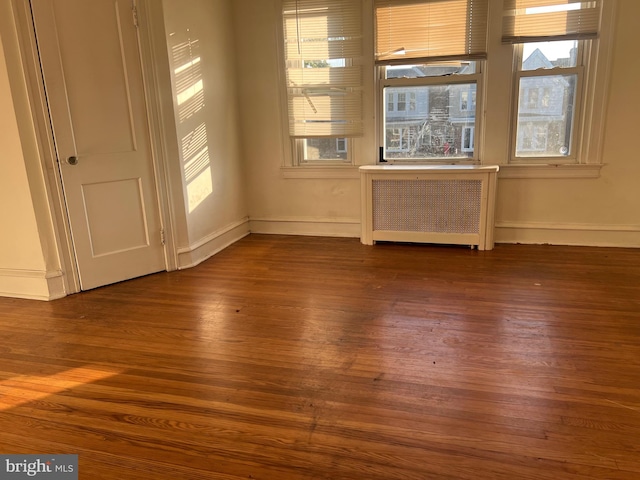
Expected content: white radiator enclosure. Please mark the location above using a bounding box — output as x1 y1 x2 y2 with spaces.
360 165 499 250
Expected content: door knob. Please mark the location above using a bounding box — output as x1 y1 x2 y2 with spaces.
67 156 78 165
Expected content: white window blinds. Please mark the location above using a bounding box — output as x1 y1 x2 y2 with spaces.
502 0 602 44
282 0 363 138
375 0 489 65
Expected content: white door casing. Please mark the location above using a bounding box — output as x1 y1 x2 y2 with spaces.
31 0 166 290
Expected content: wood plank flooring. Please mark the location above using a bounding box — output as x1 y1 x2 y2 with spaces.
0 234 639 479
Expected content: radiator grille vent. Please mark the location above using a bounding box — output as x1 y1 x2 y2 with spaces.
372 179 482 234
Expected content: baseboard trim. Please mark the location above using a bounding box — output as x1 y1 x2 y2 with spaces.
5 221 633 301
495 222 640 247
0 268 66 301
249 217 361 238
247 219 640 247
177 218 251 270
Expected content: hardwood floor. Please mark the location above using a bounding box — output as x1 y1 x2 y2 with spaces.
0 234 639 479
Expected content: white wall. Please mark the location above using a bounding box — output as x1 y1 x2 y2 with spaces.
233 0 640 247
162 0 250 267
0 1 63 300
232 0 363 237
0 34 44 272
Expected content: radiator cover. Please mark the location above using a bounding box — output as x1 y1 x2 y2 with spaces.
360 165 499 250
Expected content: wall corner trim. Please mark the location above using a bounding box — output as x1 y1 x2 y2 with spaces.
176 218 251 270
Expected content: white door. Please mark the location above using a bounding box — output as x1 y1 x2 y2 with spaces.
31 0 166 290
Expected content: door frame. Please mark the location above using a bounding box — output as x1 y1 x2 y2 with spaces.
9 0 177 294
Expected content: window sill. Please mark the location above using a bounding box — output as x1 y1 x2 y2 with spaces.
281 166 360 179
498 163 603 179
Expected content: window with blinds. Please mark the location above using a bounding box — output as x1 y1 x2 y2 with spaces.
282 0 363 138
375 0 489 65
374 0 488 162
505 1 602 162
502 0 601 44
276 0 614 169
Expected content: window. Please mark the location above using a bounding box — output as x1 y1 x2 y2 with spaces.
386 91 418 113
375 0 488 162
301 138 349 161
518 123 548 152
382 72 479 160
277 0 612 172
461 126 475 153
281 0 363 164
513 40 580 159
503 0 602 163
387 126 419 152
460 88 476 112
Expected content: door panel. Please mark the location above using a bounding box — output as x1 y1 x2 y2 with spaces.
32 0 165 290
82 179 149 257
51 1 137 154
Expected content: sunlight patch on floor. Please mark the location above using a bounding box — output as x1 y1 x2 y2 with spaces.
0 366 123 411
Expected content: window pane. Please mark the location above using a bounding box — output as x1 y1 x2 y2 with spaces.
522 40 578 71
515 74 577 157
303 138 348 161
384 83 476 160
385 62 476 79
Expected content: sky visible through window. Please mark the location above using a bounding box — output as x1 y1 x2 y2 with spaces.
523 40 576 63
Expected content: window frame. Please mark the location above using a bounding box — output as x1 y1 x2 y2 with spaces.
461 126 475 153
377 64 483 164
509 41 586 164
